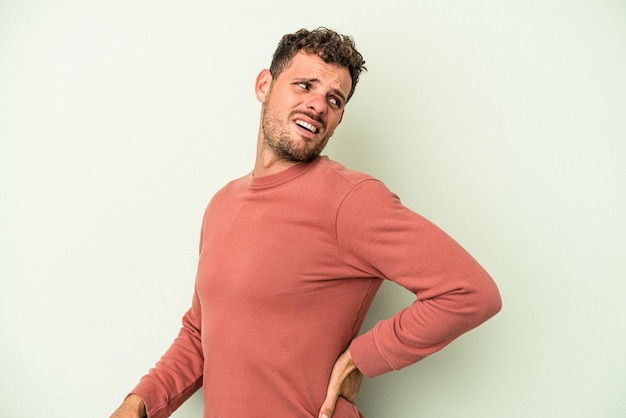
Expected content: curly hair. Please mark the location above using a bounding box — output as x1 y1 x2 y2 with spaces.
269 27 367 102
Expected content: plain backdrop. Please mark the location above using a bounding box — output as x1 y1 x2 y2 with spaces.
1 0 625 417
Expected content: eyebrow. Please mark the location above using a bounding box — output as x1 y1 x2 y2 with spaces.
331 88 348 105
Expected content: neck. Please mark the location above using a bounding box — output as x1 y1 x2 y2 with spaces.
253 150 300 178
252 126 298 177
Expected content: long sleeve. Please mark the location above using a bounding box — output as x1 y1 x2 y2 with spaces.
130 274 204 418
122 157 501 417
338 179 502 377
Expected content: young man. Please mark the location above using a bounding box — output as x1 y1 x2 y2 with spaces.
110 28 502 418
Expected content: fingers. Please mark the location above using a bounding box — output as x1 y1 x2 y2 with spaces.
318 362 342 418
319 394 338 418
341 368 363 404
318 348 362 418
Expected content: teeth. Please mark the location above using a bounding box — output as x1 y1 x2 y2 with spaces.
296 120 317 133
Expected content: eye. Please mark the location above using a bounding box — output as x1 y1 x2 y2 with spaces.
329 96 342 108
297 82 311 90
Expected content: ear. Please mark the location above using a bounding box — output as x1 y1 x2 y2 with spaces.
255 69 273 103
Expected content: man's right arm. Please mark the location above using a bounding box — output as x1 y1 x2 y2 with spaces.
110 394 146 418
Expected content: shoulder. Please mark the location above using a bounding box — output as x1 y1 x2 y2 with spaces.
314 156 379 188
204 174 249 212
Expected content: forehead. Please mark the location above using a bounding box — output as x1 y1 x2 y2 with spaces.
279 52 352 97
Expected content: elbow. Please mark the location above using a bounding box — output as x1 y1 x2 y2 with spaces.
485 287 503 320
473 278 502 323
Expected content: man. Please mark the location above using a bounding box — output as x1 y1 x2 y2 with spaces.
110 27 502 418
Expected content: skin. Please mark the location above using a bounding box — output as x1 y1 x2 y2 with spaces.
110 394 145 418
255 52 364 418
253 51 350 177
110 51 362 418
319 348 363 418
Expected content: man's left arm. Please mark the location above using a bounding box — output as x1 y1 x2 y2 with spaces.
319 179 502 416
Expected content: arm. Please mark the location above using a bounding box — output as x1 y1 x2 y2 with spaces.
318 180 501 417
128 289 204 418
115 211 212 418
338 180 502 377
110 394 146 418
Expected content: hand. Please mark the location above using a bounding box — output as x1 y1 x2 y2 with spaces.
110 394 146 418
318 348 363 418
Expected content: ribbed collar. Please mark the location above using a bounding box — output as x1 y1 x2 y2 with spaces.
246 156 322 190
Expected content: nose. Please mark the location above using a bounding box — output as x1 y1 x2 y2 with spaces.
305 93 327 114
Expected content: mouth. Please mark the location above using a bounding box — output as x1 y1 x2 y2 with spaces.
295 119 319 134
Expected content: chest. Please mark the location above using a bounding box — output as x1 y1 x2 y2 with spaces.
196 191 346 308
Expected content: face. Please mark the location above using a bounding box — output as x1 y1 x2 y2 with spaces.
256 52 352 163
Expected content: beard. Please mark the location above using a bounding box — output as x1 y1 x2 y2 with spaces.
261 103 331 163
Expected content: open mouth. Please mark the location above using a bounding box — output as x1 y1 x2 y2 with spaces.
295 119 318 134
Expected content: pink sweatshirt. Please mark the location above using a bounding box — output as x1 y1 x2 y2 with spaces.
131 156 501 418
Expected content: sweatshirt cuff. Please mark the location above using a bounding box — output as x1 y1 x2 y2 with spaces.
130 376 168 418
349 327 396 378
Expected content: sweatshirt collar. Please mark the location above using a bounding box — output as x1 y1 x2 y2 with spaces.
247 156 325 190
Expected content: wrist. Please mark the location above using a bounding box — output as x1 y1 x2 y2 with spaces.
124 394 146 417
